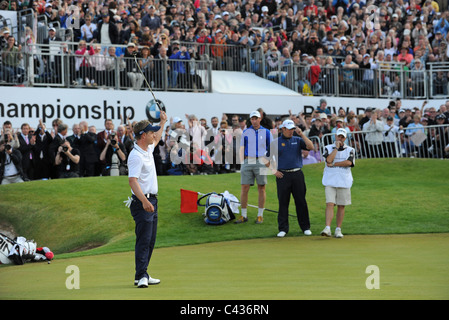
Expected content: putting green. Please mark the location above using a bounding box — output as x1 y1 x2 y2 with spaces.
0 233 448 300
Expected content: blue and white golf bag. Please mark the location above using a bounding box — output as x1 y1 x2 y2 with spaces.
198 192 237 225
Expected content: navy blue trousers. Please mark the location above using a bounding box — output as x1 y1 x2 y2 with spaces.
130 195 158 281
276 170 310 233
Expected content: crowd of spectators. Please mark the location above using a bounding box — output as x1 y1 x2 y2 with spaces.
1 0 449 93
1 99 448 184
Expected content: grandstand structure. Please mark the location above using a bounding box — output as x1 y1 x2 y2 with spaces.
1 2 449 99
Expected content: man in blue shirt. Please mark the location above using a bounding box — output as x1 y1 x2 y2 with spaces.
267 119 314 237
235 110 273 224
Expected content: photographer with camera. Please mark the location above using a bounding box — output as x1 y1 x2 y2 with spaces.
0 139 25 185
99 131 127 176
55 139 80 179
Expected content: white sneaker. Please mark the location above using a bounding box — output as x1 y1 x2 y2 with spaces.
277 231 286 238
137 277 148 288
304 230 312 236
148 276 160 285
334 229 344 238
321 228 331 237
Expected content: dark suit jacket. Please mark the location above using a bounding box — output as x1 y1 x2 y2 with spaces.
18 134 34 170
33 130 53 164
42 36 63 55
79 132 98 164
121 135 134 158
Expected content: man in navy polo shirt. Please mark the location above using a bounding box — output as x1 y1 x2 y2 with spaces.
267 119 314 237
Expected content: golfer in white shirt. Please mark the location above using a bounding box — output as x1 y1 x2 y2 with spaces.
128 112 167 288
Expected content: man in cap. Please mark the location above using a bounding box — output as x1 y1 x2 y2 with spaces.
235 111 273 224
127 111 167 288
267 119 314 237
321 128 355 238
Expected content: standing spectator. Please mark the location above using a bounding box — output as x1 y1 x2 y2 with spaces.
363 109 384 158
55 139 80 179
41 27 62 83
2 35 24 83
97 119 115 156
80 14 97 42
169 42 191 88
32 120 53 180
78 121 98 177
383 116 400 158
99 132 128 176
49 122 68 169
235 111 273 224
124 42 144 90
74 40 96 87
96 13 119 45
141 5 162 31
320 128 355 238
0 139 24 185
18 123 35 181
211 29 230 70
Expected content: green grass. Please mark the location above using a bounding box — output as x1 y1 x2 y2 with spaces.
0 158 448 258
1 158 448 300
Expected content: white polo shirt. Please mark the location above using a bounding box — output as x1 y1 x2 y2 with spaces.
322 143 355 188
128 142 158 195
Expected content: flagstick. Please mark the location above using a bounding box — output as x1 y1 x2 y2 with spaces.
197 192 279 214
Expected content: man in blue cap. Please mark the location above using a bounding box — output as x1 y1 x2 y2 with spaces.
127 112 167 288
267 119 314 237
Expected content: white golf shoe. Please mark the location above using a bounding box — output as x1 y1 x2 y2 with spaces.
334 229 344 238
304 230 312 236
148 276 161 285
277 231 287 237
320 228 331 237
137 277 148 288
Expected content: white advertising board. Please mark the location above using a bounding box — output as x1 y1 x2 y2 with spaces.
0 87 445 131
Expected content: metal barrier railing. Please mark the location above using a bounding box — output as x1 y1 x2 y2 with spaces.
318 124 449 160
2 36 449 99
0 43 212 91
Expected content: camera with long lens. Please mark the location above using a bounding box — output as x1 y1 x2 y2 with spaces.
60 139 68 153
110 132 117 146
5 144 11 151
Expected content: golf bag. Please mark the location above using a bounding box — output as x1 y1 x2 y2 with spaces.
198 192 236 225
0 233 15 265
0 233 54 265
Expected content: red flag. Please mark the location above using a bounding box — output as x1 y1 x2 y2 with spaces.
180 189 198 213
